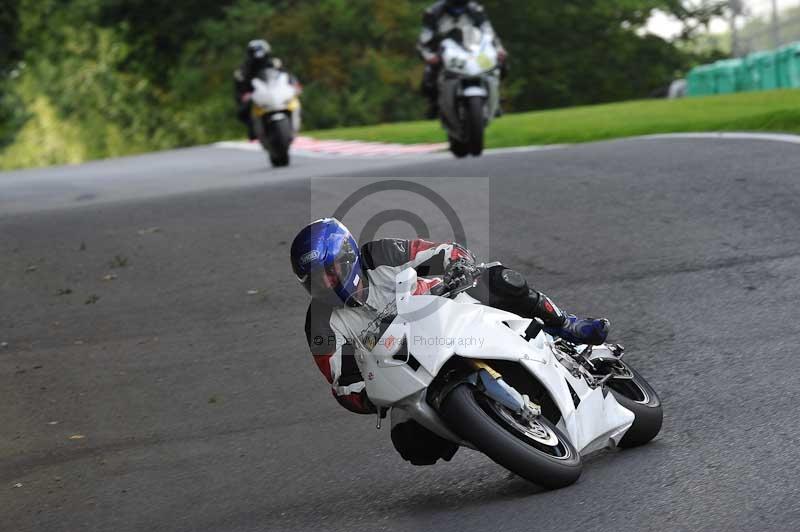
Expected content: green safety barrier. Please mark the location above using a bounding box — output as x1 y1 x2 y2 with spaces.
755 51 779 90
777 42 800 88
687 64 715 96
687 42 800 96
712 59 748 94
744 54 760 89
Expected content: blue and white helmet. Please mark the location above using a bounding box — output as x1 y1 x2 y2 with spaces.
290 218 365 306
247 39 272 60
246 39 272 69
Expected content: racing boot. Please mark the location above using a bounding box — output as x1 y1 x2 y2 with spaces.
247 118 257 141
425 97 439 119
471 266 610 345
531 290 610 345
545 315 610 345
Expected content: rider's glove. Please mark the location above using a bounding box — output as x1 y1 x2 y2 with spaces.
497 48 508 63
443 258 478 290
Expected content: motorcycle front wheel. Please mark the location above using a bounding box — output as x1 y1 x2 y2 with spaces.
440 384 582 488
448 136 470 158
464 96 485 156
266 117 293 167
604 363 663 448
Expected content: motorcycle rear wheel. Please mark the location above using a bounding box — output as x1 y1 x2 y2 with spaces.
440 384 582 488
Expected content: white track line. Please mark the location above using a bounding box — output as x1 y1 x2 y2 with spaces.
640 132 800 145
479 144 569 155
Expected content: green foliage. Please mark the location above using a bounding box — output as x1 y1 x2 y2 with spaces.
0 81 27 149
486 0 698 109
96 0 236 80
0 0 728 169
0 0 22 73
170 0 429 131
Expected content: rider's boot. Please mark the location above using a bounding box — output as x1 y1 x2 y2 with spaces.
247 119 257 141
543 312 610 345
532 291 610 345
421 64 439 119
425 96 439 119
473 266 610 345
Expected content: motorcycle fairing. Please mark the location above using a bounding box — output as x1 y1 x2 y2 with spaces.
437 29 500 141
359 267 634 454
251 71 296 113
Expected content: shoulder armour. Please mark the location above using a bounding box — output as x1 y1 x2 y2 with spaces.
423 1 446 24
468 2 488 23
361 239 410 270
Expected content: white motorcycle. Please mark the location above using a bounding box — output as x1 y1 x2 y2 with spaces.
250 69 301 167
437 27 501 158
358 265 663 488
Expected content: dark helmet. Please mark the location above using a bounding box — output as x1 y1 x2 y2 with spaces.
290 218 366 307
246 39 272 68
445 0 469 15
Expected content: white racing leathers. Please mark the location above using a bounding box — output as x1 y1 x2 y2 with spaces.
416 1 503 62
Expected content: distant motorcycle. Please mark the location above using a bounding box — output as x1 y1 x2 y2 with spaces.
437 27 501 158
251 69 301 167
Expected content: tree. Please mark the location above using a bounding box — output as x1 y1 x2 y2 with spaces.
0 0 21 73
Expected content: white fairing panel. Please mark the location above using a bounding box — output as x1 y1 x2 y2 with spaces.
252 72 296 112
437 30 500 138
519 355 634 453
360 268 634 454
440 31 498 78
462 86 487 97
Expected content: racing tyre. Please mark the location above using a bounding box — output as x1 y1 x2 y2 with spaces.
449 136 469 158
440 384 582 488
464 96 485 156
268 118 293 168
605 364 663 448
270 151 290 167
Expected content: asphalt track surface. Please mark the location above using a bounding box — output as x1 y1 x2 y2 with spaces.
3 137 800 532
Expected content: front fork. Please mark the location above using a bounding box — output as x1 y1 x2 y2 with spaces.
427 359 541 419
469 360 542 420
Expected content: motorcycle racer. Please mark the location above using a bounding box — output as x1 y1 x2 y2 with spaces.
290 219 610 465
417 0 507 118
233 39 299 140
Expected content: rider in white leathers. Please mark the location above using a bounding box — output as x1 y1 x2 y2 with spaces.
417 0 507 117
290 219 610 465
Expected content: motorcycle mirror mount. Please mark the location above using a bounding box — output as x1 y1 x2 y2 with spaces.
395 267 418 307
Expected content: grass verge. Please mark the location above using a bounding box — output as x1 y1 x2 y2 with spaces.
307 89 800 147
